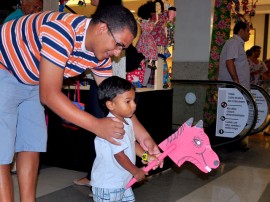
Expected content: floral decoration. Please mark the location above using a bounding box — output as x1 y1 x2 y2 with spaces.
203 0 232 127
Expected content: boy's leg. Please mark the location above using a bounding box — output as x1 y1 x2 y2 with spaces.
0 165 14 202
17 152 39 202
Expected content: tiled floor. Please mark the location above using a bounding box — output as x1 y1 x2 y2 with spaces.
12 133 270 202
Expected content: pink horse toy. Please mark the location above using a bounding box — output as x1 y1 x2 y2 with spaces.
126 117 220 188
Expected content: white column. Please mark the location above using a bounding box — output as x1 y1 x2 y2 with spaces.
43 0 59 12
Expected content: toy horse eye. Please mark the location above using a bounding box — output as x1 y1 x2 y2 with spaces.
193 137 203 147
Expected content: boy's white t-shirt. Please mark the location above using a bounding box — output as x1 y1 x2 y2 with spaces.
90 113 136 188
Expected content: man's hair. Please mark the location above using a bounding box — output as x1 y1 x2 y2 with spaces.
91 5 137 38
98 76 135 111
233 21 248 34
250 45 261 53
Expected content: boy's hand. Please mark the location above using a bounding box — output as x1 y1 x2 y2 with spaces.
133 168 147 182
141 153 162 170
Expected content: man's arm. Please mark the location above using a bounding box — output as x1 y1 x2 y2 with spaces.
226 59 239 83
39 56 124 144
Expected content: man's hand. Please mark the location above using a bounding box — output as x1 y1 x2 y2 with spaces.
140 138 163 169
93 117 125 145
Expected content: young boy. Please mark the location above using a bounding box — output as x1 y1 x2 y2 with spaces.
90 76 156 201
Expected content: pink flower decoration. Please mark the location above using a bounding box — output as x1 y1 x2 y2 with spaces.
218 20 227 29
211 51 220 61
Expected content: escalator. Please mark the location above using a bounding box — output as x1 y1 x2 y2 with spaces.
171 80 270 148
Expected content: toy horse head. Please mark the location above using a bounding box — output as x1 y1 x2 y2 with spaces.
159 118 220 173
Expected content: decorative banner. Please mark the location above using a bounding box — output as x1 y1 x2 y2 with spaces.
216 88 249 138
250 89 268 129
203 0 232 127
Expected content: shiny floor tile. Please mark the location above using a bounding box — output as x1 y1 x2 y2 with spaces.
12 167 86 202
10 133 270 202
175 166 270 202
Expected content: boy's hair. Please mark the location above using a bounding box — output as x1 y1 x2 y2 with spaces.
91 5 137 38
233 21 248 34
98 76 136 111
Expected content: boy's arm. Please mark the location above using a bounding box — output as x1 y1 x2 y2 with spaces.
114 151 146 181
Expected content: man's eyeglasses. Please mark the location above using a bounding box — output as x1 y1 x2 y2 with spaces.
100 20 126 51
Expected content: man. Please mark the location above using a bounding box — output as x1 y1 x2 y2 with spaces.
4 0 43 23
218 21 251 90
218 21 250 151
3 0 43 175
0 6 161 201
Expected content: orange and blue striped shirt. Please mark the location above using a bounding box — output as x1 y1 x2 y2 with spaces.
0 11 112 85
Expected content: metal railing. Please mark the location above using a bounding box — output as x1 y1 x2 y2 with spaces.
171 80 260 148
250 84 270 134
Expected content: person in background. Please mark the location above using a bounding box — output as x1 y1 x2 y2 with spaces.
218 21 250 90
246 49 252 59
91 76 157 202
4 0 43 23
248 45 268 86
0 6 163 202
218 21 250 151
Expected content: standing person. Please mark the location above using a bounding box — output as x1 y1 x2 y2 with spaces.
91 76 157 202
218 21 250 151
4 0 43 23
0 6 161 202
218 21 250 90
248 45 268 86
3 0 43 176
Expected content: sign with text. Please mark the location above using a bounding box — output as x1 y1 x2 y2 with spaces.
251 89 268 129
216 88 249 138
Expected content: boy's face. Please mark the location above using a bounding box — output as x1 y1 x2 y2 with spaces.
107 89 136 120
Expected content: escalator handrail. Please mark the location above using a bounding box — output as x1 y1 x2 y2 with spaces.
171 79 258 141
250 84 270 134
